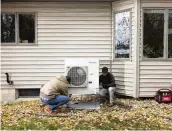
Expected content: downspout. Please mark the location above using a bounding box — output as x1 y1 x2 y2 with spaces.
5 73 14 85
133 0 140 98
110 2 113 73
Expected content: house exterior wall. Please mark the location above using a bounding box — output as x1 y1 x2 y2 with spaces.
139 0 172 97
1 2 115 102
112 0 135 96
2 0 171 102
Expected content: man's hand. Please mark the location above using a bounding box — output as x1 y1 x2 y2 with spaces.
99 84 103 89
102 84 109 89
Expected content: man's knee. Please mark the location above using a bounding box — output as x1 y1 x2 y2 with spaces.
99 91 105 96
60 96 70 105
58 95 70 103
65 96 70 102
99 89 107 97
108 87 115 92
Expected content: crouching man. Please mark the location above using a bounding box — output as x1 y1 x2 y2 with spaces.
40 75 71 112
99 67 116 106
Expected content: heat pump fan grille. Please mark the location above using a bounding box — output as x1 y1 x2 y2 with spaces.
67 67 87 86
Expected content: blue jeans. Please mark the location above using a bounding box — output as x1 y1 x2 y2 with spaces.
40 95 70 110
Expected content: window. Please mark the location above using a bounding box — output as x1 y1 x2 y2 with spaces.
19 14 35 43
114 10 131 59
143 10 164 58
18 89 40 98
1 14 15 43
143 9 172 59
1 13 36 45
169 11 172 58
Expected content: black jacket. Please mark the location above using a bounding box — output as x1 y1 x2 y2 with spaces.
99 72 116 89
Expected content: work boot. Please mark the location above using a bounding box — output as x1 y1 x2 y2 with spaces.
108 102 115 107
40 103 46 107
51 109 61 114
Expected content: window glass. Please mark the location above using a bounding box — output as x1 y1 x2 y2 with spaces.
168 13 172 58
115 11 131 58
19 14 35 43
1 13 15 43
143 12 164 58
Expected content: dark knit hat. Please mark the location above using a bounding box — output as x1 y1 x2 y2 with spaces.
102 67 108 73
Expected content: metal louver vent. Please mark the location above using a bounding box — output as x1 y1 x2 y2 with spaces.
67 67 87 86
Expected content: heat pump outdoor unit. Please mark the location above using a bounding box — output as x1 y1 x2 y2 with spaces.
65 58 99 95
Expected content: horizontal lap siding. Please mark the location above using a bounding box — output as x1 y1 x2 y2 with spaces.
111 62 134 96
141 0 172 7
1 2 111 89
141 0 172 4
139 0 172 97
139 61 172 97
112 0 134 96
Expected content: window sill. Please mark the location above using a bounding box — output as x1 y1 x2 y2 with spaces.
1 43 38 46
112 58 131 62
141 58 172 61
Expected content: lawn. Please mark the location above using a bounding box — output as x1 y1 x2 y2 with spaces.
1 97 172 130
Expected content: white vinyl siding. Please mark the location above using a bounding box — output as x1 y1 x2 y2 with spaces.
141 0 172 7
139 0 172 97
1 2 111 89
112 0 134 96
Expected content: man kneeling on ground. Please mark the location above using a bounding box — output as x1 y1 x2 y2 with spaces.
99 67 116 106
40 75 71 112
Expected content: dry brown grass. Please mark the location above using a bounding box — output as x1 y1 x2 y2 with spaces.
1 97 172 130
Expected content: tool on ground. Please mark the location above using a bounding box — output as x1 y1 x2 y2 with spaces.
154 89 172 103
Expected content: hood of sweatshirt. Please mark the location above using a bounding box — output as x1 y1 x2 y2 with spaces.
56 75 69 84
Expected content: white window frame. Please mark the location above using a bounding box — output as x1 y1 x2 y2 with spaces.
113 9 132 61
142 8 172 60
1 12 37 46
168 9 172 59
1 13 17 45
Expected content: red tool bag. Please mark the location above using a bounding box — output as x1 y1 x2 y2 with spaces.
154 89 172 103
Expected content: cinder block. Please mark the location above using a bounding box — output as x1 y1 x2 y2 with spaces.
8 89 15 94
1 89 16 103
2 94 15 101
1 89 9 95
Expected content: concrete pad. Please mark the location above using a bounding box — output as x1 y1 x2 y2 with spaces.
69 101 100 109
15 97 39 102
